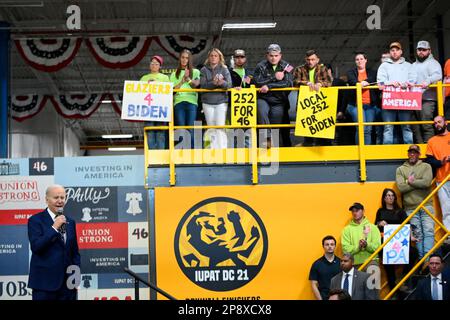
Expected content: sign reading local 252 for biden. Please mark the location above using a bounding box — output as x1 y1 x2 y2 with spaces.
121 81 173 122
295 87 338 139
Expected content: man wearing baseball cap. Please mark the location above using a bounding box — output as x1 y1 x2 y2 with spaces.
341 202 381 269
253 44 294 147
411 40 443 144
396 144 434 259
377 41 417 145
229 49 253 88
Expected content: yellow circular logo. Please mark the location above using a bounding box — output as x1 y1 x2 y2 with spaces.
174 197 268 291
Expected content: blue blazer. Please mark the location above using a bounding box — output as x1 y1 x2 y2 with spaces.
413 274 450 300
28 209 80 291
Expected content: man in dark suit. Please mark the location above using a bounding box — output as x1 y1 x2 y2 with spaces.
28 184 80 300
413 253 450 300
330 252 379 300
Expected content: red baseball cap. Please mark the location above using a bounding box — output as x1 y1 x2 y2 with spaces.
151 55 163 66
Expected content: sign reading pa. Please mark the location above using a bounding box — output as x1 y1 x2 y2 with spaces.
382 224 410 265
121 81 173 122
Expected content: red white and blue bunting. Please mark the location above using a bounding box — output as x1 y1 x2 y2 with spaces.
15 38 82 72
49 94 106 118
10 94 48 121
15 35 217 72
154 35 217 62
86 36 152 69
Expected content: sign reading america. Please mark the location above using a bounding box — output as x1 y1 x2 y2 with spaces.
382 86 423 111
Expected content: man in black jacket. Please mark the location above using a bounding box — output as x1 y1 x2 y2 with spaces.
253 44 293 147
229 49 253 88
413 253 450 300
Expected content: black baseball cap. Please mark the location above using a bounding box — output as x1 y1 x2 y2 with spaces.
349 202 364 211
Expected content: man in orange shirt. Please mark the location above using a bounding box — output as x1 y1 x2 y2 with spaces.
426 116 450 243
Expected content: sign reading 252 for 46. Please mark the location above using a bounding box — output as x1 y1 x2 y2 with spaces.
231 87 257 127
121 81 173 122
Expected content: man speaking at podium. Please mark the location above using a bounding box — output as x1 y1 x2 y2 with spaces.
27 184 80 300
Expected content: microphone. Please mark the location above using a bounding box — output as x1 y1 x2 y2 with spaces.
56 207 67 234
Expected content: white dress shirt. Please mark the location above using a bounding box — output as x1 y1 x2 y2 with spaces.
341 267 354 297
47 208 66 243
431 274 443 300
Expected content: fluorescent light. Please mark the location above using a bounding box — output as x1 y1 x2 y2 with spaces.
222 22 276 30
101 100 112 104
108 147 136 151
102 134 133 139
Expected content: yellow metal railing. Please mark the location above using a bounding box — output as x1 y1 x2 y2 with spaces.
144 82 450 187
357 173 450 300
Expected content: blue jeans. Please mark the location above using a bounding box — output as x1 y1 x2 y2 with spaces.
174 101 198 149
406 206 435 259
346 104 376 145
374 106 383 144
381 109 413 144
145 121 167 150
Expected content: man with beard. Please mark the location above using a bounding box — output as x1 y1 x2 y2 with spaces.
293 49 332 146
426 116 450 243
377 42 417 145
411 41 442 143
396 144 434 259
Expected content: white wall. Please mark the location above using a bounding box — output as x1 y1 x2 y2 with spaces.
10 105 82 158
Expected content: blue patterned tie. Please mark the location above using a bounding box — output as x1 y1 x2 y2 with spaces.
432 277 438 300
343 273 350 294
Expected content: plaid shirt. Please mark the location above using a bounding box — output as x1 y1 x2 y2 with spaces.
293 63 331 87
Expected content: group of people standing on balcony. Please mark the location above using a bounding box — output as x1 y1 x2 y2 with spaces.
139 40 450 149
308 118 450 300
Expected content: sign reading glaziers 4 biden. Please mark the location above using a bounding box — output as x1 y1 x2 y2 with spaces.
172 196 268 296
121 81 173 122
0 156 150 300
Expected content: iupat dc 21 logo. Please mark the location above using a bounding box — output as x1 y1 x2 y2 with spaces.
174 197 268 291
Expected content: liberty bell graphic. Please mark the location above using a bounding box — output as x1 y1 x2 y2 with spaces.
81 207 92 222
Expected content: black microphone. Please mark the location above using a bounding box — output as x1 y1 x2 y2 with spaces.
56 207 67 234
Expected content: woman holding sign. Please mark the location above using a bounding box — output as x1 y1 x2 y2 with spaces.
171 50 200 149
374 188 418 293
140 55 170 149
200 48 232 149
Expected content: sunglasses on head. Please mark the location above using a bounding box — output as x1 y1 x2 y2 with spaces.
234 56 245 58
